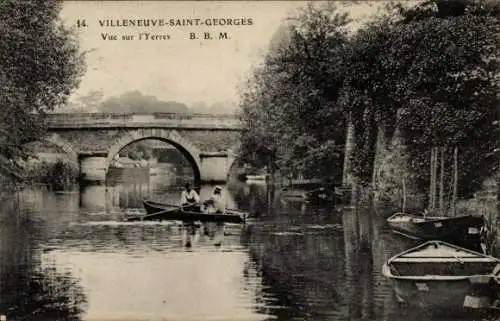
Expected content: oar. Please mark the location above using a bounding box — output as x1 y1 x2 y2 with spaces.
160 202 242 215
127 206 179 221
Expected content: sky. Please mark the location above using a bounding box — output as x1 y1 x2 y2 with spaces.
60 1 387 109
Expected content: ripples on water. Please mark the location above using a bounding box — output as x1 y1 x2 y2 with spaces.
0 169 498 320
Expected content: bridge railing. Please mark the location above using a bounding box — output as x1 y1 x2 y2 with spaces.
47 112 240 120
45 112 242 129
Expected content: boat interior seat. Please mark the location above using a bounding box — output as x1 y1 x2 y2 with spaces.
389 265 401 276
392 262 499 276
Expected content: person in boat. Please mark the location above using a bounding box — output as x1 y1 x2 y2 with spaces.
202 186 226 240
180 183 200 212
203 186 225 214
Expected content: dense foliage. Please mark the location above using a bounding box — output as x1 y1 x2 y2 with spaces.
239 3 349 181
240 0 499 200
341 0 499 196
394 0 500 197
25 159 79 189
0 0 84 180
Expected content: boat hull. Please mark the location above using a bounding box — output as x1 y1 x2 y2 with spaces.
280 190 308 200
386 272 496 310
384 264 499 310
143 200 180 215
387 213 485 251
382 241 500 311
245 175 268 181
129 200 246 224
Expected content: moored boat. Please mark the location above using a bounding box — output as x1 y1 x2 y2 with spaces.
387 212 486 251
280 188 308 200
126 200 247 224
280 186 333 203
245 174 268 181
382 240 500 310
245 174 270 184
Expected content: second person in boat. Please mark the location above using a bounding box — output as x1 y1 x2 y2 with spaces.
203 186 225 214
202 186 226 240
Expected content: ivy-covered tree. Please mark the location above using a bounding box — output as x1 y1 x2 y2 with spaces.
393 1 499 198
340 0 499 199
0 0 85 180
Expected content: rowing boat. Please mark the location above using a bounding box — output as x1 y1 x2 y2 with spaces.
382 240 500 310
125 200 247 223
387 212 486 251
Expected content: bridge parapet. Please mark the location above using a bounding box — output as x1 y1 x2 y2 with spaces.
46 113 242 130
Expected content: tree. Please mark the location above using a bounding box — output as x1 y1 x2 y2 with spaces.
98 91 189 113
339 19 397 185
239 2 349 180
0 0 85 179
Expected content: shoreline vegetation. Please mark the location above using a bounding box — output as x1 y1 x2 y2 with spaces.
24 159 79 189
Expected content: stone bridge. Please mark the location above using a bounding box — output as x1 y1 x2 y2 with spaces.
43 113 242 184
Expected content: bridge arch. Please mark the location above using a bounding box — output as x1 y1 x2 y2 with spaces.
106 129 202 185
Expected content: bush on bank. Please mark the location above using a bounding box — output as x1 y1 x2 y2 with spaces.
24 159 79 188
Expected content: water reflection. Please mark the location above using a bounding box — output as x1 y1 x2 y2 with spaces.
0 194 86 321
0 169 499 320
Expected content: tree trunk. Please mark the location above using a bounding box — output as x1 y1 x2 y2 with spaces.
343 117 355 188
452 146 458 217
429 147 435 209
430 147 438 210
372 125 387 191
432 148 437 210
402 176 407 213
439 147 445 216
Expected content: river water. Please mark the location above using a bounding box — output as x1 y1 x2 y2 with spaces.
0 169 498 321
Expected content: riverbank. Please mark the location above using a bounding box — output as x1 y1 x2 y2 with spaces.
24 159 79 187
0 158 79 193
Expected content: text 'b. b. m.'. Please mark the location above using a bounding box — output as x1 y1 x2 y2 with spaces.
189 32 230 40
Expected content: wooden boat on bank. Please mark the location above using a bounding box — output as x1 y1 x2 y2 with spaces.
125 200 247 224
382 240 500 310
387 212 486 251
280 186 333 203
245 174 269 181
